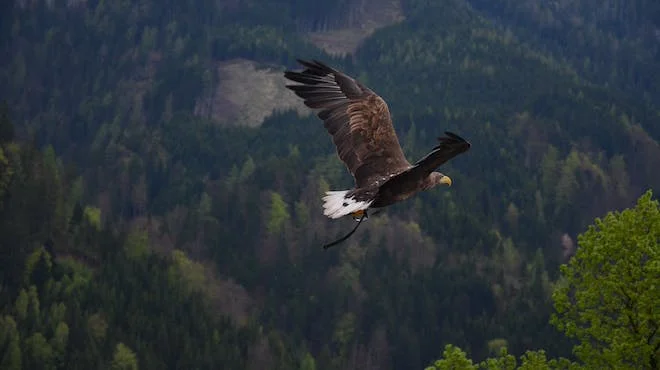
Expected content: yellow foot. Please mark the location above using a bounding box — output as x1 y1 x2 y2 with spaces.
350 210 367 221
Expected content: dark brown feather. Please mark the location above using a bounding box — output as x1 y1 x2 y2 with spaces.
284 59 411 188
371 132 470 206
413 131 471 173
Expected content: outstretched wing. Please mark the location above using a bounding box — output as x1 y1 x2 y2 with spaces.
412 131 471 174
284 59 411 188
375 131 471 198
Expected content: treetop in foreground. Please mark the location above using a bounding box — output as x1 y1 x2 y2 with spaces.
552 189 660 370
427 190 659 369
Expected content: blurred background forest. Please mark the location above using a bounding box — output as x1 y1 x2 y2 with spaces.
1 0 659 369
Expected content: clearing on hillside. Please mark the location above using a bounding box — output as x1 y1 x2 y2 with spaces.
307 0 404 56
194 59 310 127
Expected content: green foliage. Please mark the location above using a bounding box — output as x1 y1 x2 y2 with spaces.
13 290 28 322
0 316 21 370
486 339 509 358
429 190 659 370
480 347 517 370
86 313 108 342
24 332 55 370
427 345 577 370
300 351 317 370
168 249 206 294
111 343 139 370
83 206 102 230
551 190 660 369
124 229 149 260
426 345 477 370
50 321 69 357
333 312 356 350
0 130 279 369
266 192 290 235
517 351 552 370
294 200 310 227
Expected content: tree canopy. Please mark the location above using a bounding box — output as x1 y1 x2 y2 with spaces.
552 190 660 369
427 190 660 369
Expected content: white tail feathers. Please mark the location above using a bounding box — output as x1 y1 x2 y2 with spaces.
322 190 373 219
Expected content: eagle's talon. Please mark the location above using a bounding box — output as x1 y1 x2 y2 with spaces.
351 210 368 221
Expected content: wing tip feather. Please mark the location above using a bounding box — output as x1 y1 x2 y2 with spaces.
434 131 471 150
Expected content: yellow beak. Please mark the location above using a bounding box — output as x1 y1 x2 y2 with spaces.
440 175 452 187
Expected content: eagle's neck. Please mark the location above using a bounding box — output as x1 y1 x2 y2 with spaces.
420 175 436 190
422 172 445 190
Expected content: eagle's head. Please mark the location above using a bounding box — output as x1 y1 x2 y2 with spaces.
427 172 452 189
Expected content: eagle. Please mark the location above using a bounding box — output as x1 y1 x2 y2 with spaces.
284 59 471 248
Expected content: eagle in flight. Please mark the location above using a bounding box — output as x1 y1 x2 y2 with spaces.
284 59 471 247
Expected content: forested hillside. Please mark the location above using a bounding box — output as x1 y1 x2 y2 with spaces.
2 0 659 369
464 0 660 102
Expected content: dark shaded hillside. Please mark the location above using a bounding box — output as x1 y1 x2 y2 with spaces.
2 0 660 369
0 115 277 369
464 0 660 107
359 0 660 239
